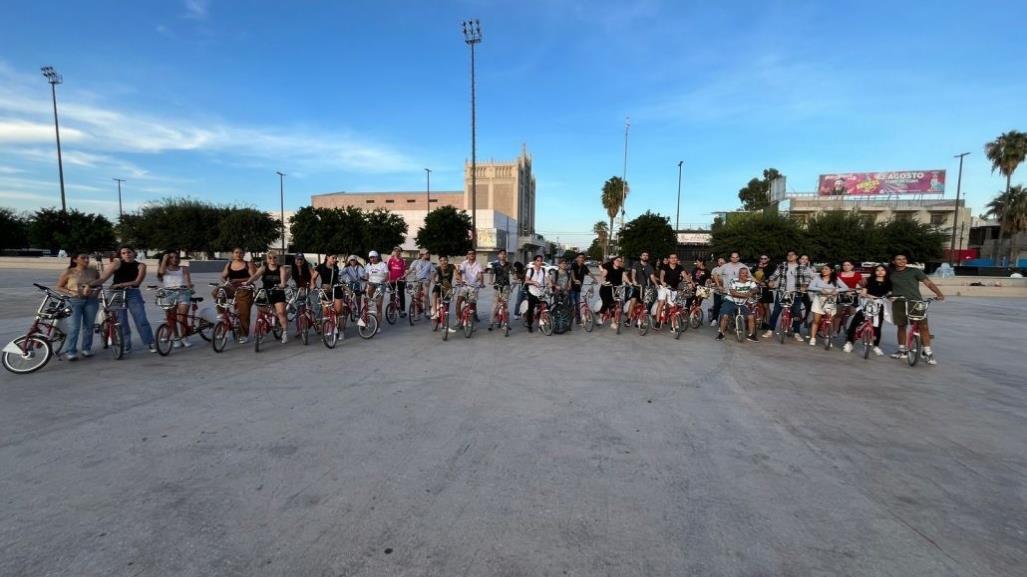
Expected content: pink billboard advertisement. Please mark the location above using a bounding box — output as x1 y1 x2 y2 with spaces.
817 170 946 196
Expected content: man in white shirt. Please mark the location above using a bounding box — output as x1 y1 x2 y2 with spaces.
363 250 389 331
455 250 483 327
716 266 758 342
523 254 549 332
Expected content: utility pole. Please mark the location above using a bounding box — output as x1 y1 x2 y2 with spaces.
620 116 630 233
276 171 286 253
41 66 67 212
462 19 482 252
675 161 683 232
951 152 969 265
425 168 432 209
113 178 126 221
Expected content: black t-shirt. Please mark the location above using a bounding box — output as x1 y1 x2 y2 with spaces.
661 264 685 288
632 261 655 288
865 277 892 298
291 262 313 287
691 267 710 287
602 262 625 286
315 263 341 286
570 262 589 292
491 261 512 287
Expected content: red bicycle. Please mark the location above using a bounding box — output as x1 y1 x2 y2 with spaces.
527 286 554 336
579 285 597 332
253 287 286 352
809 291 847 350
292 287 319 345
96 287 126 360
894 297 936 367
593 283 626 334
406 278 428 325
625 283 652 336
652 285 689 339
318 284 345 349
688 285 712 329
357 285 381 339
2 284 71 374
432 287 454 340
383 281 401 325
488 284 512 337
148 285 213 355
455 282 478 338
773 290 803 344
210 282 247 353
852 296 885 360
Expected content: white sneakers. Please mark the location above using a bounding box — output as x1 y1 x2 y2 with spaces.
808 337 817 347
873 346 884 356
281 333 288 344
762 330 773 339
842 342 853 353
794 333 804 342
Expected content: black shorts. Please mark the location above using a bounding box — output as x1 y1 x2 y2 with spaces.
267 289 286 304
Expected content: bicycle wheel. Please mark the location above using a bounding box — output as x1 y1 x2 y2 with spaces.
2 335 52 374
321 318 337 349
540 311 553 336
155 323 174 356
636 311 650 336
503 314 510 337
431 305 441 332
271 319 282 341
196 318 213 342
212 321 229 353
358 314 378 340
862 328 872 360
408 301 416 326
582 307 594 332
442 310 450 341
734 315 744 342
777 314 788 344
254 319 266 353
107 323 124 360
615 307 622 335
689 308 703 329
671 313 682 340
907 334 921 367
386 302 398 325
824 327 833 351
463 311 474 339
299 316 309 346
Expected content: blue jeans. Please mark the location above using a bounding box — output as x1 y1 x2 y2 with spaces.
569 290 581 320
118 288 155 349
514 284 527 317
66 297 99 357
768 293 803 333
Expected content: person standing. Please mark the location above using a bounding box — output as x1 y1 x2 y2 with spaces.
55 252 100 360
629 251 655 323
364 251 390 332
455 250 483 326
247 251 291 344
512 261 527 320
709 256 726 326
764 250 812 341
94 246 156 353
408 249 435 315
570 253 590 324
807 264 848 347
843 264 891 355
655 253 688 327
313 254 345 318
489 249 513 329
686 258 711 314
596 255 627 328
219 248 257 344
342 255 365 294
523 254 549 332
889 254 945 364
751 255 775 331
387 247 408 318
157 251 194 347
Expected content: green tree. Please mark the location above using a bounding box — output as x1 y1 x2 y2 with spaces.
710 211 805 261
803 211 881 263
600 176 628 258
214 208 281 254
592 221 608 251
288 206 327 258
987 185 1027 266
586 238 604 261
0 208 28 250
984 130 1027 260
618 211 676 260
737 168 783 211
28 208 116 253
415 206 473 257
878 219 946 263
363 208 408 255
117 198 225 256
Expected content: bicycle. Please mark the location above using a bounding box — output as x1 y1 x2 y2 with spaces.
624 283 652 336
96 287 126 360
834 292 857 339
432 287 454 340
593 283 626 334
148 285 213 355
209 282 247 353
893 297 936 367
318 284 345 349
488 283 512 337
852 296 885 360
406 278 428 325
773 290 804 344
2 284 71 374
809 289 852 350
252 287 286 352
527 286 554 336
668 287 692 340
357 285 381 339
384 281 401 325
292 287 319 345
723 290 758 343
455 282 478 338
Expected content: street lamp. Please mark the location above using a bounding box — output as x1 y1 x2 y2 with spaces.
276 171 286 253
113 178 126 221
41 66 67 213
425 168 432 208
675 161 683 232
620 116 630 232
951 152 969 266
462 18 482 252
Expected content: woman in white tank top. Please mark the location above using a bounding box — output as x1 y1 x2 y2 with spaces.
158 252 194 347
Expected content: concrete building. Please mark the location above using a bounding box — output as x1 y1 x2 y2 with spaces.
784 195 971 253
312 148 543 262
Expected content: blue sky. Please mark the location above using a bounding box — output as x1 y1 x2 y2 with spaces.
2 0 1025 247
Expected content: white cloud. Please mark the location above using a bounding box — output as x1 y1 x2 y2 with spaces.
0 119 87 144
183 0 209 20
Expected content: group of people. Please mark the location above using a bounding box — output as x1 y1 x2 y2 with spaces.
50 244 946 365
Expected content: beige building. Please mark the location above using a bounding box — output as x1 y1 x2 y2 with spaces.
312 148 543 261
785 195 971 252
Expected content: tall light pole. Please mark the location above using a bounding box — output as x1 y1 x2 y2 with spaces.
951 152 969 265
41 66 67 213
276 171 286 253
113 178 126 221
462 19 482 252
425 168 432 208
620 116 630 233
675 161 683 232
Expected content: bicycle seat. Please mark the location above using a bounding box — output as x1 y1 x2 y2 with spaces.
191 297 204 302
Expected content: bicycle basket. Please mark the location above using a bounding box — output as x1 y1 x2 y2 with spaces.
253 289 270 307
838 292 856 306
612 285 627 301
694 285 711 299
104 289 126 309
39 294 71 320
905 300 930 321
463 285 478 303
862 299 881 316
214 287 234 310
154 289 180 310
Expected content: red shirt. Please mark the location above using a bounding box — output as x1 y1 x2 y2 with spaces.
387 256 407 282
839 272 862 289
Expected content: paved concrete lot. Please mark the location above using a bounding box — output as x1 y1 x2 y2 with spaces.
1 268 1025 576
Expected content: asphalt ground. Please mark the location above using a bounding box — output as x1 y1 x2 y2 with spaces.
0 268 1024 577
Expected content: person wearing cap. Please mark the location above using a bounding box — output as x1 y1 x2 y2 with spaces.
408 249 435 315
364 250 389 333
387 246 408 318
455 249 483 327
341 255 364 294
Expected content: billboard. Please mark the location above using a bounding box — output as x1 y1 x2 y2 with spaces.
817 170 945 196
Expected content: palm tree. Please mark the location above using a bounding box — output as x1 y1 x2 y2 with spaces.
1000 186 1027 266
600 176 628 258
984 130 1027 261
592 221 609 252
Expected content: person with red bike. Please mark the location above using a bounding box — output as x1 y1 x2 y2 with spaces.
523 254 549 333
596 256 627 329
93 246 156 354
246 251 290 344
409 249 435 316
654 253 688 329
715 266 757 342
843 264 891 355
364 251 389 334
764 250 813 341
489 249 513 330
807 264 849 348
387 246 408 318
569 252 590 324
455 250 483 329
629 251 656 327
157 251 195 348
889 254 945 365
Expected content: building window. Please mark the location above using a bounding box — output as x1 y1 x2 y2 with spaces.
894 213 912 222
407 199 416 203
385 200 394 204
930 213 946 226
429 199 438 203
365 200 375 204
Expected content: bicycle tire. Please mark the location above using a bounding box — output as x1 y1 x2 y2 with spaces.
431 306 441 332
49 330 67 356
735 315 744 342
300 316 309 345
2 335 52 374
689 308 703 329
636 311 650 336
582 307 594 332
503 315 510 337
442 310 449 341
271 319 282 341
386 302 398 325
155 323 174 356
908 334 921 367
196 318 213 342
540 311 553 336
672 313 683 340
321 318 337 349
108 324 124 360
615 307 622 335
777 314 788 344
824 333 833 351
212 321 229 353
862 328 872 360
408 301 416 326
463 311 474 339
358 315 377 340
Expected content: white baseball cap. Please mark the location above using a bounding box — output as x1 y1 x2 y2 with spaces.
368 250 380 258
